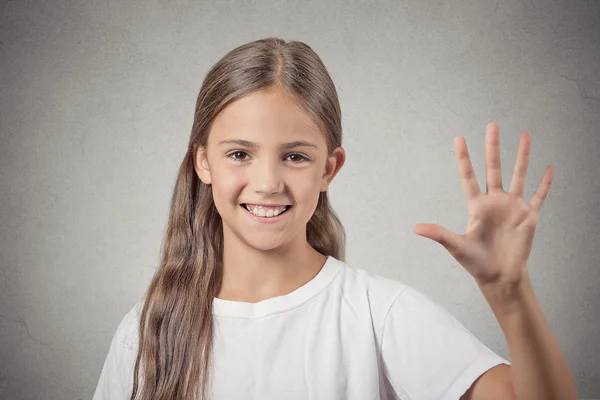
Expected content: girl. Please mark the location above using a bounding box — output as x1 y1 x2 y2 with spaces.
93 37 577 399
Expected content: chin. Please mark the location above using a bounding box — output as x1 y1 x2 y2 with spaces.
241 233 290 252
246 239 287 252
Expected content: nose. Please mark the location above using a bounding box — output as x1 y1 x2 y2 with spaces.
252 156 284 195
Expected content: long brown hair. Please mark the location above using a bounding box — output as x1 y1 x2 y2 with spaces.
130 37 346 399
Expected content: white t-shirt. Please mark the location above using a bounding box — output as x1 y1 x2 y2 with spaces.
93 255 510 400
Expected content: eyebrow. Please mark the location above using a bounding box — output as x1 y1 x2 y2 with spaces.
217 139 318 150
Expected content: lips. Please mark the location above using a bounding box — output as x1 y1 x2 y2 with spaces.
240 204 292 216
243 203 291 209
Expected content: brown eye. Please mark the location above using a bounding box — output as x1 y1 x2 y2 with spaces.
286 153 309 163
228 151 249 162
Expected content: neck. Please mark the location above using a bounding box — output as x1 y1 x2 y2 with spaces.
218 229 327 303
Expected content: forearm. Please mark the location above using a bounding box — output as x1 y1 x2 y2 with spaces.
479 272 578 400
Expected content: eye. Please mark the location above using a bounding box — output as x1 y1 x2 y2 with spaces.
286 153 310 163
227 151 250 162
227 151 310 164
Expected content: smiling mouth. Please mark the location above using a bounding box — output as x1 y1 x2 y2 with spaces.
240 204 292 217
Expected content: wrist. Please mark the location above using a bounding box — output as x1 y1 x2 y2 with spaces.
477 272 535 316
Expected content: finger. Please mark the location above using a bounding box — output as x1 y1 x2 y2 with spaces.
485 122 504 192
509 131 531 198
529 165 554 212
454 136 481 201
414 223 465 259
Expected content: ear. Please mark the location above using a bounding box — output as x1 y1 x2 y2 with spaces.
320 146 346 192
192 144 212 185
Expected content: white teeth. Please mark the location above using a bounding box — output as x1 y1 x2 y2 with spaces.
244 204 289 218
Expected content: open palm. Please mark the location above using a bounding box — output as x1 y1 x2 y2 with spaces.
415 122 555 288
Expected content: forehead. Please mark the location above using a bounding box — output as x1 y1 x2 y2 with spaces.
208 89 323 145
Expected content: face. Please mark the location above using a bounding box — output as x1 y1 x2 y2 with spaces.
193 87 345 253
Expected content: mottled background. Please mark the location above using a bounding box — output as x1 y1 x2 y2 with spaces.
1 0 599 398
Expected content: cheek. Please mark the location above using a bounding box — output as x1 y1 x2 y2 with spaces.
211 167 244 202
291 169 323 204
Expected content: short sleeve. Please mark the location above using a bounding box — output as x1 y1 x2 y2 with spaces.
93 302 141 400
380 286 510 400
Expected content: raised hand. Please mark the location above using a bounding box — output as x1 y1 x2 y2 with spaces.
414 122 555 290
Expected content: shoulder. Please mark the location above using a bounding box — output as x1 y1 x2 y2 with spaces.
119 299 143 338
93 300 144 399
339 260 407 298
335 259 459 324
330 257 411 331
109 299 144 360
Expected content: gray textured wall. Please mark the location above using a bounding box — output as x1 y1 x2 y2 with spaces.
1 0 599 399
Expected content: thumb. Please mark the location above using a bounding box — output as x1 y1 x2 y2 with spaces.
414 223 464 258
